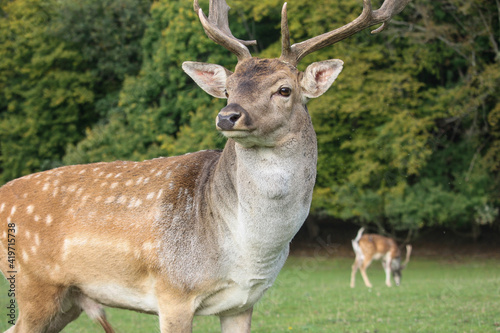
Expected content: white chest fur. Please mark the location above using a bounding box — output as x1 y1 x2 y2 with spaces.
194 143 315 315
233 144 316 252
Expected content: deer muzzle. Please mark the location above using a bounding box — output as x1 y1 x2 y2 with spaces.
217 103 249 131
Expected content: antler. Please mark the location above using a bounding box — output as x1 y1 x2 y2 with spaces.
402 244 412 269
280 0 412 66
194 0 257 61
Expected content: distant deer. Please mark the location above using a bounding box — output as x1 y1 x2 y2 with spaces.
350 228 412 288
0 0 411 332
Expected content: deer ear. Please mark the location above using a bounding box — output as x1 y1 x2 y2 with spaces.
182 61 232 99
301 59 343 99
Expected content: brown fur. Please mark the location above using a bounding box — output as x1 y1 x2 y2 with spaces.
0 151 226 331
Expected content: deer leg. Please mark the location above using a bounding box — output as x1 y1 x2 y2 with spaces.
220 307 253 333
382 260 392 287
158 305 194 333
350 258 362 288
9 282 80 333
359 260 373 288
157 291 195 333
159 309 194 333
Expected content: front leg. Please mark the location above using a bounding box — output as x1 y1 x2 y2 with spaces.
159 304 194 333
383 261 392 287
220 307 253 333
157 285 196 333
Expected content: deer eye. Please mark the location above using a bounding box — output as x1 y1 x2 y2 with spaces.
279 87 292 97
224 89 229 98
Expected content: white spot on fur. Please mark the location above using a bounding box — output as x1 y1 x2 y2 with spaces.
157 189 164 199
105 196 116 204
117 196 127 204
63 237 132 260
142 242 154 251
146 192 155 200
34 215 40 222
111 182 119 189
106 173 113 178
46 214 53 225
68 184 77 192
22 250 29 262
52 187 59 197
128 197 142 208
136 177 144 186
0 203 5 213
95 196 102 203
34 233 40 246
10 206 16 216
79 169 87 175
100 182 108 187
114 173 122 178
26 205 34 215
125 180 133 186
81 195 90 206
42 183 50 191
2 231 6 239
143 177 150 184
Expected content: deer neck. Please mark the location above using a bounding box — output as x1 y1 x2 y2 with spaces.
211 113 317 265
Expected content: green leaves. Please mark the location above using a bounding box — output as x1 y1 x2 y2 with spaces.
0 0 151 182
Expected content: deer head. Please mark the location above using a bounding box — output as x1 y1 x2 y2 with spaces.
391 244 412 286
182 0 411 149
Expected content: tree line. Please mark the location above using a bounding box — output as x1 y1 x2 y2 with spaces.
1 0 498 239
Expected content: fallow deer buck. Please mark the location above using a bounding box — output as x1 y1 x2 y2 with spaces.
0 0 411 331
350 228 412 288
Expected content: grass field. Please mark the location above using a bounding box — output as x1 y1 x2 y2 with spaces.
0 256 499 332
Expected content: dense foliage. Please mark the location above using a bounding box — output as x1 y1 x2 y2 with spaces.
1 0 498 238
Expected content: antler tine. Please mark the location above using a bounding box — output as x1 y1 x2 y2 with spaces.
194 0 256 61
280 0 412 66
280 3 292 62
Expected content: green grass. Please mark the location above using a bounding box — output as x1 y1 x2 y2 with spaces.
1 256 499 332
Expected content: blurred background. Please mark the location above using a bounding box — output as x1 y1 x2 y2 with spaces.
1 0 499 249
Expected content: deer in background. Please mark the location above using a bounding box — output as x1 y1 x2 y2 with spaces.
350 228 412 288
0 0 411 332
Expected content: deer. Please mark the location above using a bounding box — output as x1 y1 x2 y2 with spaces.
0 0 412 332
350 228 412 288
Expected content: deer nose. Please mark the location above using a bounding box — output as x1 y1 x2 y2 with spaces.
217 112 241 130
217 103 245 130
